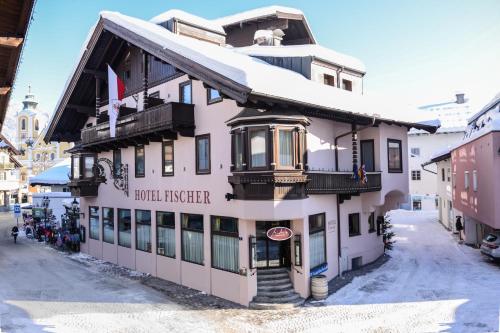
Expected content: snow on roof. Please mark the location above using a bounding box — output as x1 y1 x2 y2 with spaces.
29 158 70 186
150 9 225 35
213 5 304 26
234 44 366 73
99 11 405 121
467 91 500 124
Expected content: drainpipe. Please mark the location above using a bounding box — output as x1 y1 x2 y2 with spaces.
421 162 437 174
336 67 343 89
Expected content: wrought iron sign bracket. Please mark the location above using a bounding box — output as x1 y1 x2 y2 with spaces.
93 158 129 197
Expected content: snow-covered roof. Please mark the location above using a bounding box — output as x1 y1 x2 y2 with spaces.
467 92 500 124
29 158 70 186
234 44 366 73
150 9 225 35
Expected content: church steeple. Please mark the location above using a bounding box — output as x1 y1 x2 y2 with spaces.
21 85 38 114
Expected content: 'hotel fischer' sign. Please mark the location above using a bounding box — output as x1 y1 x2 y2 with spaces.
134 189 210 204
267 227 293 241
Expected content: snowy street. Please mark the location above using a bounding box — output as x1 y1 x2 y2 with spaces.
1 210 500 332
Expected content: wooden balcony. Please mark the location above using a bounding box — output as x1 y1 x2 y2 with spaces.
68 178 101 197
81 102 195 151
228 172 308 200
305 171 382 195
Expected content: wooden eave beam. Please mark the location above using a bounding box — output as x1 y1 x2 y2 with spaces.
0 36 24 48
67 104 96 115
0 87 11 95
83 69 107 81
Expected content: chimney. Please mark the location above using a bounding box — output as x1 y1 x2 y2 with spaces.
253 29 285 46
455 93 465 104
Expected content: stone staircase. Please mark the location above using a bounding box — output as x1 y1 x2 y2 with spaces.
249 268 305 310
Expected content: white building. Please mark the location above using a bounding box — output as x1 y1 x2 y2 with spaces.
0 133 22 210
408 93 473 210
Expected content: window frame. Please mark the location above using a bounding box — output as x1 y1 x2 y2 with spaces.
342 79 353 91
472 170 478 192
248 126 269 171
232 129 246 171
162 140 174 177
102 207 114 244
348 213 361 237
113 149 121 177
179 80 192 104
368 212 375 233
210 215 239 274
181 213 204 265
117 208 132 248
309 213 327 270
441 168 445 182
195 134 211 175
464 171 470 190
156 211 175 258
206 87 223 105
323 74 336 87
276 127 296 170
89 206 100 240
411 170 421 181
135 145 145 178
387 139 403 173
360 139 375 172
135 209 152 253
410 147 420 157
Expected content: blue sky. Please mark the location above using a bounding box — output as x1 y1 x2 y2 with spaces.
6 0 500 126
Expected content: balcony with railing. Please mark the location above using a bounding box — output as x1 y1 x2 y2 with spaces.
305 171 382 195
81 101 195 151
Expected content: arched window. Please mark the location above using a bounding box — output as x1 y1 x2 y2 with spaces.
35 119 39 131
21 118 26 130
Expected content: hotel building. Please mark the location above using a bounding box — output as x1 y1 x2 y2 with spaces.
45 6 436 308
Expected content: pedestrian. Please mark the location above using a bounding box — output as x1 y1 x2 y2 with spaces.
455 216 463 241
11 226 19 243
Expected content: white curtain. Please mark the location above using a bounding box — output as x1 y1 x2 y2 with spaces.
90 217 99 240
251 130 266 167
182 230 203 264
198 139 209 170
309 231 326 269
103 222 114 243
119 230 131 248
279 130 293 166
136 224 151 252
157 227 175 257
212 235 239 272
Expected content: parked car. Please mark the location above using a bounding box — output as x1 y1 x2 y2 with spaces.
480 233 500 260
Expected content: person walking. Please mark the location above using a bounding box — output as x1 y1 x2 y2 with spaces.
11 225 19 243
455 216 464 241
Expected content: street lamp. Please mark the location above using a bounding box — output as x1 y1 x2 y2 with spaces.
70 198 80 231
41 195 50 230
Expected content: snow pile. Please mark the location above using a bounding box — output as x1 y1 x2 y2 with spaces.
150 9 225 34
235 44 366 73
213 5 304 27
68 251 149 279
29 158 71 185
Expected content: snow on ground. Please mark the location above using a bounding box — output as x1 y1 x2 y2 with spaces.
2 210 500 333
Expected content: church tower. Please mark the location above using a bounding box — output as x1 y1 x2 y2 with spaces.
16 86 43 157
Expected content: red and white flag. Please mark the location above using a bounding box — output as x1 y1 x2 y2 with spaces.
107 65 125 137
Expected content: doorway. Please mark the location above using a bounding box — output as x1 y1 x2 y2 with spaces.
256 220 291 269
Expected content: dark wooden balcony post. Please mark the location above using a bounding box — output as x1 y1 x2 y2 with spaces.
95 77 101 117
241 127 248 171
352 123 358 169
230 129 235 172
295 127 302 169
303 129 308 171
142 51 149 110
269 125 276 170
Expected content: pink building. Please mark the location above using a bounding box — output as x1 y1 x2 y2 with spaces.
44 7 436 308
452 93 500 245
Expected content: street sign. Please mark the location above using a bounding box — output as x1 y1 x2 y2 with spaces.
13 204 21 217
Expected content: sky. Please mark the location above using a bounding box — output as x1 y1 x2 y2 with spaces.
4 0 500 138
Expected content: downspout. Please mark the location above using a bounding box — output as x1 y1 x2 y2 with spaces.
421 162 437 175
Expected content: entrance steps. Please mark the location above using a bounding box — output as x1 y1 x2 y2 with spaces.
249 268 305 310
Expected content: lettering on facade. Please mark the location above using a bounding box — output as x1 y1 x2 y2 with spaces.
134 189 210 204
267 227 293 241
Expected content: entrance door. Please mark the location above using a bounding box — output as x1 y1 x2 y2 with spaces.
256 221 291 269
360 140 375 172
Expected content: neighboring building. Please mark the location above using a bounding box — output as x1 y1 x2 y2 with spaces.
408 93 473 211
0 133 22 211
452 93 500 246
14 88 72 202
44 7 436 307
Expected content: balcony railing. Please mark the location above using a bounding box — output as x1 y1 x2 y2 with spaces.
81 102 195 149
306 171 382 194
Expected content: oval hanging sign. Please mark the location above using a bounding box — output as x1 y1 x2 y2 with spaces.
267 227 293 241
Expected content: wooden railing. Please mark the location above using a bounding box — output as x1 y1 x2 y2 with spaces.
81 102 194 146
306 171 382 194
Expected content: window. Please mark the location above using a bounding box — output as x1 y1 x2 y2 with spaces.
211 216 239 273
83 155 95 178
162 141 174 176
157 211 175 258
472 170 478 192
413 199 422 211
342 79 352 91
387 139 402 173
136 210 151 252
50 153 55 160
113 149 121 176
21 118 26 130
179 81 192 104
207 88 222 104
441 168 445 182
278 129 294 167
195 134 211 174
323 74 335 87
411 170 421 181
181 213 204 265
149 91 160 99
447 168 451 182
309 213 326 270
361 140 375 172
368 212 375 233
410 148 420 157
349 213 361 237
453 173 456 188
464 171 469 190
102 207 114 244
35 119 39 131
135 145 145 177
72 155 80 179
233 130 244 170
118 209 131 248
89 206 99 240
249 128 267 169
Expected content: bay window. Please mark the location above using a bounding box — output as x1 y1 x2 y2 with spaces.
309 213 326 270
102 207 114 244
181 213 204 265
233 130 245 170
249 128 267 168
72 155 80 179
157 211 175 257
83 156 95 178
136 210 151 252
89 206 99 240
211 216 239 273
278 129 294 167
118 208 131 248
